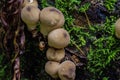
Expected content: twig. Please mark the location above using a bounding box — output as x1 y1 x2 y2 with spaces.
70 39 85 56
84 11 92 28
12 57 20 80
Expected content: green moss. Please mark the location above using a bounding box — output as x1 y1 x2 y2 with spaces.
87 16 120 79
104 0 117 11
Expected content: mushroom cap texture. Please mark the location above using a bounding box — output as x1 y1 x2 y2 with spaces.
58 60 76 80
115 18 120 38
22 0 38 8
48 28 70 49
45 61 60 78
46 48 65 62
39 7 65 35
21 5 40 31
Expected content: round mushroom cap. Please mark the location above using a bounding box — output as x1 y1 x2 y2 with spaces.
48 28 70 49
22 0 38 8
39 41 45 51
46 48 65 62
115 18 120 39
58 60 76 80
21 5 40 31
45 61 60 78
39 7 65 36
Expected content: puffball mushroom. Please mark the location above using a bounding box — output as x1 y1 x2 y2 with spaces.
48 28 70 49
39 41 45 51
115 18 120 38
45 61 60 78
46 47 65 62
22 0 38 8
21 5 40 31
58 60 76 80
39 7 65 36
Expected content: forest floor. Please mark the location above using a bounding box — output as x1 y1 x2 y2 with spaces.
0 0 120 80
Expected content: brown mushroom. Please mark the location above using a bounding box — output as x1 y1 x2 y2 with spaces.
22 0 38 8
39 41 45 51
48 28 70 49
58 60 76 80
115 18 120 38
21 5 40 31
45 61 60 78
39 7 65 36
46 47 65 62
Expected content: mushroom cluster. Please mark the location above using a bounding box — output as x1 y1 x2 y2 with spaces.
45 60 76 80
40 7 76 80
21 2 76 79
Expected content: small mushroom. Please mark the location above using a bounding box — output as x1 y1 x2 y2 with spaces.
22 0 38 8
46 47 65 62
48 28 70 49
115 18 120 38
39 7 65 36
39 41 45 51
45 61 60 78
21 5 40 32
58 60 76 80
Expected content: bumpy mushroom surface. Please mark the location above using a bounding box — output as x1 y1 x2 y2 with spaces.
58 60 76 80
45 61 60 78
21 5 40 31
115 18 120 38
39 7 65 36
22 0 38 8
48 28 70 49
46 47 65 62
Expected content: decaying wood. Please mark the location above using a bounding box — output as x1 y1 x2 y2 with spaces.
0 0 25 80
